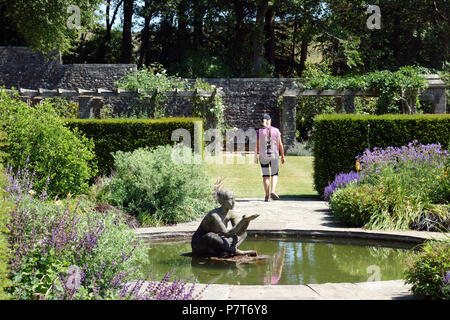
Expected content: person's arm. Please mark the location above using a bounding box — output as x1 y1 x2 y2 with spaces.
230 214 259 236
208 213 247 238
278 135 285 164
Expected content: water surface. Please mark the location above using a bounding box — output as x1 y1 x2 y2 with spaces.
140 236 417 285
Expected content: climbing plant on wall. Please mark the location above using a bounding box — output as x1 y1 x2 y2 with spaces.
300 66 429 114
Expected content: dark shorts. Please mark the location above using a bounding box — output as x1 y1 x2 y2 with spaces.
259 155 279 177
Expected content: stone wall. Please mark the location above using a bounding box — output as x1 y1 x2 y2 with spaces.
0 47 299 131
0 47 136 90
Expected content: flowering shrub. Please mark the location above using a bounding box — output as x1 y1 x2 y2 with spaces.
356 140 448 182
328 141 449 230
323 171 360 201
5 166 203 300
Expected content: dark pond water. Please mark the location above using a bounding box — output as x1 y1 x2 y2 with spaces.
140 236 417 286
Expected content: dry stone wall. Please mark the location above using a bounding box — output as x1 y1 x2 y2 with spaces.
0 47 298 132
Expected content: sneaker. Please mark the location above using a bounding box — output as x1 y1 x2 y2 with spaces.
270 192 280 200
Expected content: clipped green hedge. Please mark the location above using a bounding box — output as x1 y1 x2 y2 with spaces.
313 114 450 196
67 117 203 175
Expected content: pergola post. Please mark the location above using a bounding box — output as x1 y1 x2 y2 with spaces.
281 94 297 153
78 96 92 118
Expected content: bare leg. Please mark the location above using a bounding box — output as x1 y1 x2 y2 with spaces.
263 176 270 197
271 175 278 194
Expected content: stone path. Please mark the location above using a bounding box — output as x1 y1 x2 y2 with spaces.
135 198 448 300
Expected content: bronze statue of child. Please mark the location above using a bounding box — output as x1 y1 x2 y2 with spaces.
191 189 259 257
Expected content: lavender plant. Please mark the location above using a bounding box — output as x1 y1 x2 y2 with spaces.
356 140 449 182
323 171 360 201
5 166 203 300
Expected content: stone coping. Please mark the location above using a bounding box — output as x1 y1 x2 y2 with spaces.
133 198 448 300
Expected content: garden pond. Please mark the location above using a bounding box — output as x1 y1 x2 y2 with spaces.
140 235 418 286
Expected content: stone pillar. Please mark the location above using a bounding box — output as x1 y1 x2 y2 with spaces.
281 95 297 153
432 88 447 114
335 96 343 113
78 96 92 118
343 94 355 113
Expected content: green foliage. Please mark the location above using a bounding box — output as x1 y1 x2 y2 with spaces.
0 163 12 299
66 117 202 176
191 79 225 129
97 146 215 226
329 183 381 227
4 0 103 55
313 114 450 197
0 91 97 197
405 238 450 300
115 63 188 118
42 97 79 119
167 49 234 78
302 66 429 114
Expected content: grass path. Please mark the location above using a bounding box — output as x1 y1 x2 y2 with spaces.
205 155 318 199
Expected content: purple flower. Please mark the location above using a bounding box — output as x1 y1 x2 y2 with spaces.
444 271 450 285
324 171 360 201
356 140 449 177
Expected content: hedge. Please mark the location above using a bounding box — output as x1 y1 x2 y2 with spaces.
313 114 450 197
67 117 203 175
0 128 12 299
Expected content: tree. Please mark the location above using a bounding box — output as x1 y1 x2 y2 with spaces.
120 0 135 63
2 0 102 55
97 0 124 62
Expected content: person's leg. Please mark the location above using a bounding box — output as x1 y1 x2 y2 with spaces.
263 176 270 198
270 158 280 200
260 156 271 200
271 175 278 193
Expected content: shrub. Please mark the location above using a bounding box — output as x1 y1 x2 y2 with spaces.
67 117 203 176
42 97 79 119
115 63 188 118
328 184 384 227
0 91 97 197
97 145 215 226
405 238 450 300
313 114 450 197
328 141 449 230
5 167 202 300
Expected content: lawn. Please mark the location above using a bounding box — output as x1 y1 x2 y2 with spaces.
205 154 318 199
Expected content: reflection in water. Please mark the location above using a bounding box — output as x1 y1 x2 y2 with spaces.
139 238 415 285
264 247 285 285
